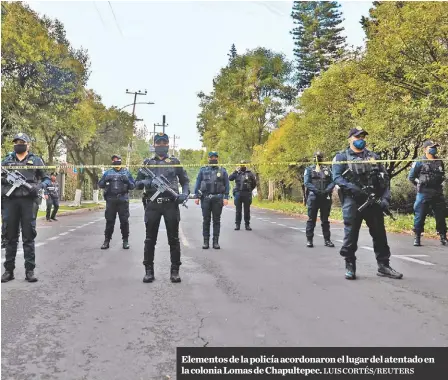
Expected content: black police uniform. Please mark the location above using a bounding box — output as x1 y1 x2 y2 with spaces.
408 157 447 245
136 155 189 283
98 166 136 249
194 165 230 249
304 163 335 247
1 138 51 282
332 147 402 280
229 168 256 230
45 177 60 221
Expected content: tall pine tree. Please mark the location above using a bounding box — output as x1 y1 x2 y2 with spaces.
227 43 237 63
291 1 346 90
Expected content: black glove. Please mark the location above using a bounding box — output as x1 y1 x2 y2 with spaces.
177 194 188 204
136 179 152 190
380 198 390 210
350 185 362 197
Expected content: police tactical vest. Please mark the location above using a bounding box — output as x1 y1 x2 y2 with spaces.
200 166 226 194
344 149 385 192
310 165 332 192
47 182 59 198
419 160 445 188
143 156 179 194
237 171 253 192
1 152 43 198
106 171 128 196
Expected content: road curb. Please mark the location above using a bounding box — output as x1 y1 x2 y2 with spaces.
37 205 105 220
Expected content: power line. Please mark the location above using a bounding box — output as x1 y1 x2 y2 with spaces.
108 1 123 36
92 1 107 30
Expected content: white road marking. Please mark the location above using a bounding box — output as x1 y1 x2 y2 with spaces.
68 229 76 232
48 236 59 241
335 239 343 243
299 229 306 232
361 246 374 251
59 232 69 236
36 242 46 247
316 234 323 237
277 224 286 227
270 222 277 224
393 254 429 257
392 256 434 266
179 224 189 248
279 218 295 220
289 227 300 230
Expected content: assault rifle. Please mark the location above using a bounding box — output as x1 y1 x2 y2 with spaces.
341 168 396 221
139 167 188 208
1 168 42 198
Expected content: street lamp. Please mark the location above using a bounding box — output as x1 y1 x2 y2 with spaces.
119 101 155 111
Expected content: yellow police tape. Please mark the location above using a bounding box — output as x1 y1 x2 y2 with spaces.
0 157 447 170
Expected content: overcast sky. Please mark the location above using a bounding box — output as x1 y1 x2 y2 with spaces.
27 0 373 150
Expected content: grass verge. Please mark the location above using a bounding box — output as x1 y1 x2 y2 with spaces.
251 199 439 237
37 203 105 218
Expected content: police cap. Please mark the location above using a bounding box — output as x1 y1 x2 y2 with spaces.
154 132 169 143
314 151 324 159
348 127 368 138
12 132 31 143
208 151 219 157
422 140 439 148
111 154 122 161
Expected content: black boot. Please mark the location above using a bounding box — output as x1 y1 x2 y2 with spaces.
306 237 313 248
143 266 155 283
413 233 421 247
212 236 220 249
234 224 240 230
170 266 181 283
324 239 335 247
101 239 110 249
25 270 38 282
51 217 58 221
1 270 14 283
345 261 356 280
440 233 447 246
245 224 252 231
123 240 130 249
202 237 209 249
377 263 403 279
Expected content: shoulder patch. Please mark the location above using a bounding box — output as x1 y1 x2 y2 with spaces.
411 162 416 168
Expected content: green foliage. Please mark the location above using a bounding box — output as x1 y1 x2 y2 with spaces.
291 1 347 90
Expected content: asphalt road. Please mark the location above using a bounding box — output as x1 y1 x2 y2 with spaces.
2 201 448 379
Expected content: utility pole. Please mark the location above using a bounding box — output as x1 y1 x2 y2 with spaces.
154 115 168 135
171 135 180 156
125 89 147 167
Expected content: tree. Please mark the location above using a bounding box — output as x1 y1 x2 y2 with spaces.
227 43 237 63
291 1 346 90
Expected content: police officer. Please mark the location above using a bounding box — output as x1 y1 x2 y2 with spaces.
332 128 403 280
194 151 230 250
408 140 447 246
98 155 136 249
44 172 60 221
304 152 335 248
135 133 189 283
1 133 51 283
229 160 257 231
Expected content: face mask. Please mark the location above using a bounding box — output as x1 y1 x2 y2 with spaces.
209 159 218 165
14 144 27 154
240 166 246 172
155 146 169 157
353 139 366 150
113 161 122 166
428 148 437 156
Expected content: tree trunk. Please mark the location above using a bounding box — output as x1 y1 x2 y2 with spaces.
255 173 263 201
268 180 275 201
73 172 84 206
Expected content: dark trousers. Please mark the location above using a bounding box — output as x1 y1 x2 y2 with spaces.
306 193 332 239
3 197 39 271
46 197 59 220
340 196 391 264
104 198 130 240
1 199 6 243
201 196 224 238
143 201 181 268
234 192 252 226
413 192 447 235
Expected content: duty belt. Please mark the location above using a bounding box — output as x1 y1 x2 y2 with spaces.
153 197 175 204
204 194 224 199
